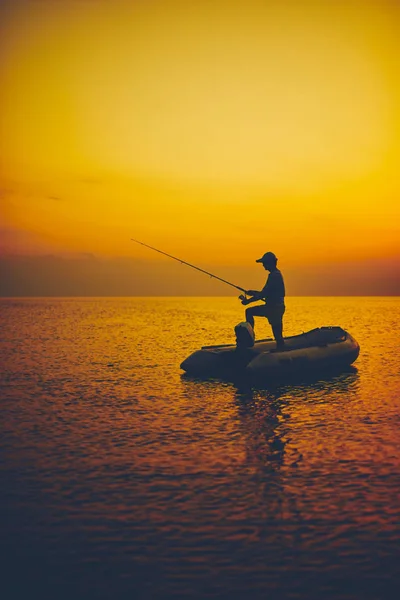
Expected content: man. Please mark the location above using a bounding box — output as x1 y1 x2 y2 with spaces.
239 251 286 350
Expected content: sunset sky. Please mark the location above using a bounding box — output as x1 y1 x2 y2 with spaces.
1 0 399 295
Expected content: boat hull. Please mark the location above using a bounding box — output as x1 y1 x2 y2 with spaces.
180 327 360 380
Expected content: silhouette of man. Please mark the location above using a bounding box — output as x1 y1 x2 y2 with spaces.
240 252 285 350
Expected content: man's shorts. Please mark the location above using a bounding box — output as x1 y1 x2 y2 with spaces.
248 303 285 325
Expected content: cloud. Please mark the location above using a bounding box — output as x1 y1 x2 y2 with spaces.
0 226 56 255
0 253 399 297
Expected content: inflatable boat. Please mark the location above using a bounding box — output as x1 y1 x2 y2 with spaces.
180 326 360 380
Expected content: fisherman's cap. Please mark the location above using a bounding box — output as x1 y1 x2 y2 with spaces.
256 251 277 264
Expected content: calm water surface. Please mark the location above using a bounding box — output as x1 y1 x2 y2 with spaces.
1 297 399 599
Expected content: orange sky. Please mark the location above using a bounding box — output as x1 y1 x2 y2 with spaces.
0 0 399 295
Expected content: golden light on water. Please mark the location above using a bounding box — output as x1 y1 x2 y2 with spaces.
0 0 399 293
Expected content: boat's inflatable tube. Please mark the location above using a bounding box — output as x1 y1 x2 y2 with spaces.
180 326 360 380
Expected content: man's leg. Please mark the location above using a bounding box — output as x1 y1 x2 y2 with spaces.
245 305 269 332
271 320 284 349
245 307 255 329
269 305 285 350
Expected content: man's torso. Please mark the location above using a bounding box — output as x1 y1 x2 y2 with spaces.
262 269 285 305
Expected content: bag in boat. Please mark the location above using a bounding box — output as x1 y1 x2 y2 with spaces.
234 321 255 348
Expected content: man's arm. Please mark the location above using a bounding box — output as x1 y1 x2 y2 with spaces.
247 282 269 301
239 291 264 305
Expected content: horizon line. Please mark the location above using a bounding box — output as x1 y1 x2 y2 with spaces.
1 295 399 299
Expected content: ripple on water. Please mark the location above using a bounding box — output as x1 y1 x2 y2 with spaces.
0 297 399 599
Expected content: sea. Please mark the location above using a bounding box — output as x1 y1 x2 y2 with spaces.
1 296 399 600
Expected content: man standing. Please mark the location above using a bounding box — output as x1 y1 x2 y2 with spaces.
240 252 286 350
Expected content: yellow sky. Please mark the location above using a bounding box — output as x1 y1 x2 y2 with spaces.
0 0 399 293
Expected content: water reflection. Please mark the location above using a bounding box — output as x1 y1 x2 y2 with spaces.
181 367 360 480
247 366 359 399
234 388 286 466
182 365 358 392
235 387 288 527
2 297 399 599
233 369 361 546
235 368 358 469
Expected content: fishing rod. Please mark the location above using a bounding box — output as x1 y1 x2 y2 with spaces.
131 238 247 293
